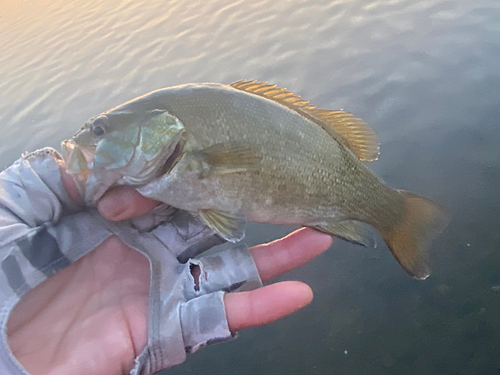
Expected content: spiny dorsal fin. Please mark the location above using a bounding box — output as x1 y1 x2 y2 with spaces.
231 79 380 161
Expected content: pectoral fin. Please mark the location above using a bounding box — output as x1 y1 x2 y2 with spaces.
199 209 246 242
194 143 261 178
312 220 377 247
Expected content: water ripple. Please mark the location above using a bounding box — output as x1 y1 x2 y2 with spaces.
2 0 500 374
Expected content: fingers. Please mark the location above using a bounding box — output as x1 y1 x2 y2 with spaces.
225 229 331 333
224 281 313 333
97 186 160 221
98 191 333 279
251 227 333 282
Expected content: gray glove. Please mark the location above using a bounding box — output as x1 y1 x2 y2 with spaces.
0 148 263 375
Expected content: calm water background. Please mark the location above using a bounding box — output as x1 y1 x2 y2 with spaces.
1 0 500 374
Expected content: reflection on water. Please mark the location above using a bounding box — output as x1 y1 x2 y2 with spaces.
1 0 500 374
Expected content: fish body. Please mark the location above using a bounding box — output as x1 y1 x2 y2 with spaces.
62 81 448 279
137 84 397 226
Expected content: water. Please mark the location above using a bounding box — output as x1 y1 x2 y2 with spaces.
1 0 500 373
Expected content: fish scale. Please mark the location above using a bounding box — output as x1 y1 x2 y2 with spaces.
61 80 448 279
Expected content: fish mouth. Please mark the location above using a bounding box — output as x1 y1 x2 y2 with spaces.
60 139 95 201
61 139 95 172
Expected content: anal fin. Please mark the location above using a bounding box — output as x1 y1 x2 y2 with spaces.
312 220 377 248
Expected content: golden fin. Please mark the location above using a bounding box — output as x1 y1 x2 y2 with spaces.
194 142 261 177
199 209 246 242
311 109 380 161
378 191 450 280
231 80 380 161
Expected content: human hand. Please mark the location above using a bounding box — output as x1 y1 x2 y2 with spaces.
6 164 333 375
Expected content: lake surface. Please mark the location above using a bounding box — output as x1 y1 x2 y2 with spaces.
1 0 500 374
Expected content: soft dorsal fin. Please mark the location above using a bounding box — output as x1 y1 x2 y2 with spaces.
231 79 380 161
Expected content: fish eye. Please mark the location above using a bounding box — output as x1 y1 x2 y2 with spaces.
93 125 105 136
92 117 108 136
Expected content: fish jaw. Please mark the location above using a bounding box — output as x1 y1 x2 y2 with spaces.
61 139 91 174
61 138 121 204
83 168 124 205
61 139 92 202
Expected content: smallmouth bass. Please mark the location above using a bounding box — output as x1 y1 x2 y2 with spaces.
61 80 449 279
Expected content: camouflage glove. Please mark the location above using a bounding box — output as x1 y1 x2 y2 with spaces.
0 148 262 375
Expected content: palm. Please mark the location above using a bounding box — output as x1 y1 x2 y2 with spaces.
8 237 150 375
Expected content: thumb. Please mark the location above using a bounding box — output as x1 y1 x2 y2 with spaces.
97 186 160 221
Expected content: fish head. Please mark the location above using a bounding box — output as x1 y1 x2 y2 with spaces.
61 107 185 205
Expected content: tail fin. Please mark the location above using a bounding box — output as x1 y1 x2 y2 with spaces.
379 191 449 280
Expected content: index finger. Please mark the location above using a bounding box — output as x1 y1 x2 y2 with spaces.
251 227 333 282
97 186 160 221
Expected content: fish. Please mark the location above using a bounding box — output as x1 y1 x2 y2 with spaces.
61 80 449 279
